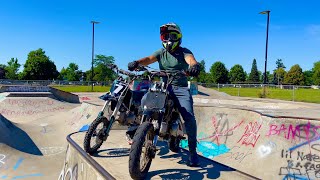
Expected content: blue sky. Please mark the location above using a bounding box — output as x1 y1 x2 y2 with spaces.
0 0 319 74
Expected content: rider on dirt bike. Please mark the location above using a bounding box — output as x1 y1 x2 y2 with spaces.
127 22 201 167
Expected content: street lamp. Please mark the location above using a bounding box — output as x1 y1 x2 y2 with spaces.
91 20 100 92
259 10 270 85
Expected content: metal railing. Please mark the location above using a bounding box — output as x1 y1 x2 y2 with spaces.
0 79 113 86
199 83 320 103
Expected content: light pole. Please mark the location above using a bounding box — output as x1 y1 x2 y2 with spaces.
259 10 270 85
91 20 100 92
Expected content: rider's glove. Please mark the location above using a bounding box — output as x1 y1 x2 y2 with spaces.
187 63 201 77
128 61 139 71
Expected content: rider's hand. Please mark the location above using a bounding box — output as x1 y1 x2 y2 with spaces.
128 61 139 71
187 63 201 77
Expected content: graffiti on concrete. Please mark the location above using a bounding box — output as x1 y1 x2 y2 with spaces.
80 97 91 101
267 122 320 142
6 86 49 92
279 160 308 180
198 113 243 145
0 157 43 179
0 107 65 116
258 141 277 158
180 140 230 159
221 146 252 163
280 146 320 180
59 164 78 180
237 121 262 147
0 99 66 116
0 154 6 167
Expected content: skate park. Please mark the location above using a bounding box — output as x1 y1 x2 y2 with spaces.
1 84 320 180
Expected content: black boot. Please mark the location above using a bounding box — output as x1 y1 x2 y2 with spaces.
187 151 200 167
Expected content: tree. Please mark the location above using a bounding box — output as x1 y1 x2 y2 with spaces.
248 59 260 82
261 71 272 84
21 48 59 80
276 59 286 69
0 64 6 79
209 61 229 84
284 64 305 85
59 63 81 81
195 60 209 83
86 55 116 82
5 58 21 79
304 70 314 86
273 67 286 85
312 61 320 85
229 64 246 83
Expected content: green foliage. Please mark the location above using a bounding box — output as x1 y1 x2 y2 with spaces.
248 59 260 82
59 63 82 81
209 61 229 83
273 67 287 85
0 64 7 79
213 87 320 103
229 64 246 83
284 64 305 85
276 59 286 69
21 48 59 80
52 85 110 92
5 58 20 79
312 61 320 85
195 60 209 83
303 70 314 86
86 54 116 82
260 71 272 83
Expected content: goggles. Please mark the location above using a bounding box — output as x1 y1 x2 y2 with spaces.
160 32 181 41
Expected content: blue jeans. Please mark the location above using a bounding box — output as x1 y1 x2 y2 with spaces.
168 85 197 153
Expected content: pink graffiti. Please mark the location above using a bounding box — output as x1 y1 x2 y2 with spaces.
199 116 244 145
0 107 65 116
80 97 91 100
237 122 262 147
266 122 320 142
7 99 54 108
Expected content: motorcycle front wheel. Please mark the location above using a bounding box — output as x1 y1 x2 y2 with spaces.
129 121 155 180
83 116 110 155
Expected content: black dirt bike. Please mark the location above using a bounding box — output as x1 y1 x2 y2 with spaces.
128 68 186 180
83 64 148 155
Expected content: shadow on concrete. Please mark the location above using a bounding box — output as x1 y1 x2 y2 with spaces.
147 141 235 179
198 91 210 96
93 148 130 158
0 114 43 155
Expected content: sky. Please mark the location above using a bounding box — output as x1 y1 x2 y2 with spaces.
0 0 319 74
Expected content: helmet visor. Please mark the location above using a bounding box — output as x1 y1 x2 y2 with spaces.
160 32 181 41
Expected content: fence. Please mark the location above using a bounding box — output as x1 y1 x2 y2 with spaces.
199 83 320 103
0 79 113 86
1 80 319 103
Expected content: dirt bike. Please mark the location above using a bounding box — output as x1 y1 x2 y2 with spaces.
128 68 186 180
83 64 149 155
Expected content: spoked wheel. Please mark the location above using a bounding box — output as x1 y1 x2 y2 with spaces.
129 122 155 180
83 116 110 155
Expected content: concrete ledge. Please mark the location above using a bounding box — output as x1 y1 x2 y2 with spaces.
49 87 80 103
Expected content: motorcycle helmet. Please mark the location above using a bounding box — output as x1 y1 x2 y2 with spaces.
160 23 182 52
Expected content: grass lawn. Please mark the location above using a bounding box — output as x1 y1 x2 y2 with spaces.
52 85 111 92
212 87 320 104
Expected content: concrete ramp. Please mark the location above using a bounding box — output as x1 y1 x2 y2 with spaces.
60 104 320 180
187 105 320 180
0 101 102 179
